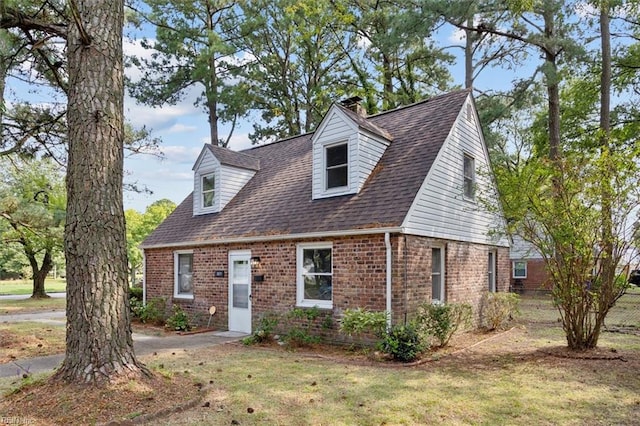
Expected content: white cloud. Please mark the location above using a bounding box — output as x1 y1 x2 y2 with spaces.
166 123 198 133
158 145 202 163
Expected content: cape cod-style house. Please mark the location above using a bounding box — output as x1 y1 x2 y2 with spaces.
141 89 510 335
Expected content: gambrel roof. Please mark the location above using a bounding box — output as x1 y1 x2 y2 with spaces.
142 90 478 248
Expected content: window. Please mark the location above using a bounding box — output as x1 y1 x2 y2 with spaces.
431 247 445 303
463 154 475 199
297 243 332 308
174 251 194 298
202 173 215 208
488 251 496 292
325 143 348 189
513 260 527 279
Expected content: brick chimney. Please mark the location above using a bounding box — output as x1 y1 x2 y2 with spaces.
339 96 365 117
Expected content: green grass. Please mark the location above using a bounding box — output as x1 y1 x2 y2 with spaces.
0 297 66 314
0 278 66 295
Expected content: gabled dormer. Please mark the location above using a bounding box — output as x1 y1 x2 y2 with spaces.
311 97 393 200
192 145 260 216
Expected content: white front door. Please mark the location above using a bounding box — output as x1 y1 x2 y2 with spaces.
228 251 252 333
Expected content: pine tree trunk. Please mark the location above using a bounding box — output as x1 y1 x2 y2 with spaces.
30 250 52 299
55 0 147 384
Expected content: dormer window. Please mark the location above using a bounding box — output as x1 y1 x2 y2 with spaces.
326 142 348 190
202 173 215 208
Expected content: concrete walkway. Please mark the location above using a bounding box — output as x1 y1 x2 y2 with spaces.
0 309 247 379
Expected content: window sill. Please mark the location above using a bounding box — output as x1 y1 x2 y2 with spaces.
297 301 333 310
173 294 194 300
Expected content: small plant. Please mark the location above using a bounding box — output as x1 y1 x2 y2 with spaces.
131 296 167 325
128 286 143 300
165 305 192 331
243 312 280 345
415 302 472 347
280 307 324 347
339 308 388 342
481 292 520 330
378 322 425 362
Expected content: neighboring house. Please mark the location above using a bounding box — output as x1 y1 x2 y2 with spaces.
509 234 551 293
141 90 510 336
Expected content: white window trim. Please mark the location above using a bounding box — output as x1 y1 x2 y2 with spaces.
296 242 333 309
201 172 215 209
431 245 445 304
512 260 527 279
463 153 475 201
174 250 194 299
322 140 350 195
197 168 217 213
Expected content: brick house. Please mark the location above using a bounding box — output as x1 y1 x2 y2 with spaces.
510 234 552 293
141 90 510 335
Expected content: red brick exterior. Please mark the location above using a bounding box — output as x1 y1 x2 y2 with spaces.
144 233 510 336
510 258 551 293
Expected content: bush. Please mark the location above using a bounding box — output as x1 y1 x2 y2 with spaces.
481 292 520 330
128 286 143 300
378 323 425 362
131 296 167 325
165 305 192 331
339 308 388 339
243 312 280 345
280 307 323 347
415 302 472 348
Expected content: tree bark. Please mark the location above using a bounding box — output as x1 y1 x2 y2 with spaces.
55 0 147 384
28 249 52 299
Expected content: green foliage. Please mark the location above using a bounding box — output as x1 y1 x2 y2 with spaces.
165 304 192 332
339 308 388 339
128 286 143 300
481 292 520 331
378 323 425 363
279 307 323 347
131 296 167 326
243 312 280 345
415 302 472 347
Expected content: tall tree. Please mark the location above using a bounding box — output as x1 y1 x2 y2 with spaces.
338 0 454 111
0 157 65 298
126 0 246 146
125 198 175 285
232 0 356 142
55 0 147 383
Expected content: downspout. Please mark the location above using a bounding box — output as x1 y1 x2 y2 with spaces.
142 251 147 306
385 232 392 330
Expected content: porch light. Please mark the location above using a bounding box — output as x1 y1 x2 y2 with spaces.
250 256 261 268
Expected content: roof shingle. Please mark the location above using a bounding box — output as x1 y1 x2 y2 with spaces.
142 90 470 248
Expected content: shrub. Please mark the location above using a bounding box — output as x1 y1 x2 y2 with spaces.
279 307 323 347
165 305 192 331
481 292 520 330
415 302 472 348
243 312 280 345
131 296 167 325
339 308 388 343
378 322 425 362
128 286 143 300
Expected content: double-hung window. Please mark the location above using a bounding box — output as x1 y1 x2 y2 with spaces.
463 154 475 199
325 143 348 190
202 173 215 208
513 260 527 279
297 243 333 308
174 251 194 299
431 247 445 303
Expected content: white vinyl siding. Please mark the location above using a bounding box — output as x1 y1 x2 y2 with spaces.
402 96 509 247
510 234 543 259
312 107 389 199
193 147 257 215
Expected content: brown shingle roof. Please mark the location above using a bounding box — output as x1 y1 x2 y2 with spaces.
142 90 470 248
200 144 260 171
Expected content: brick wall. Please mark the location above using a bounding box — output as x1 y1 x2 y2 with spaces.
144 234 509 337
510 258 551 293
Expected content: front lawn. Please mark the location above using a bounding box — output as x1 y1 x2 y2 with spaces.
0 278 66 295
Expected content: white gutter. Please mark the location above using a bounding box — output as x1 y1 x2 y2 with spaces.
142 251 147 306
140 226 403 250
385 232 392 330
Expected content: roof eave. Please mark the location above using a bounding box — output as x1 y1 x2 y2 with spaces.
140 226 404 250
